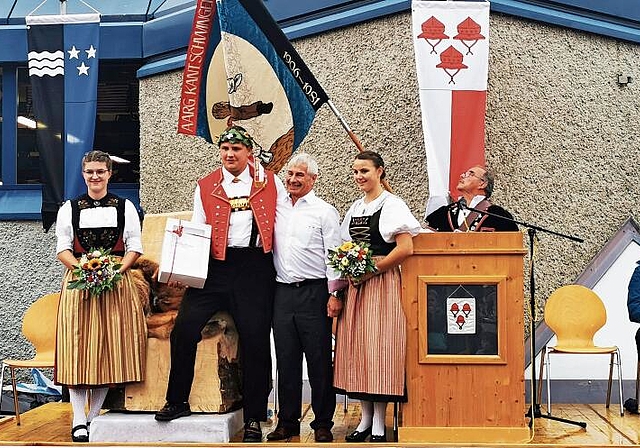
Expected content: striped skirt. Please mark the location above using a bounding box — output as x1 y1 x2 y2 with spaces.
333 266 407 401
55 269 147 386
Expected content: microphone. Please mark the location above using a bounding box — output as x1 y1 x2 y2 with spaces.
458 198 467 209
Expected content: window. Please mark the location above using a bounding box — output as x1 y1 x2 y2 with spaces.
7 62 140 186
17 67 39 184
93 61 141 184
0 62 141 219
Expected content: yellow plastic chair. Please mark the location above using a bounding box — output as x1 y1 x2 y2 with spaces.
537 285 623 416
0 292 60 425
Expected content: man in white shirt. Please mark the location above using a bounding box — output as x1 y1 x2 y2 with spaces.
267 153 345 443
155 126 286 443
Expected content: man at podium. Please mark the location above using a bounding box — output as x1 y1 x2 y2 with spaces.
425 166 518 232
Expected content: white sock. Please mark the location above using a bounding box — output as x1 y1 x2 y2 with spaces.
87 387 109 423
372 401 387 436
69 388 88 436
356 400 373 432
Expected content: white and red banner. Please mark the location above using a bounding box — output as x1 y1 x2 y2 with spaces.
412 1 490 215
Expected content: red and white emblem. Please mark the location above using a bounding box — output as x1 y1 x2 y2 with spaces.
412 0 490 215
447 296 476 334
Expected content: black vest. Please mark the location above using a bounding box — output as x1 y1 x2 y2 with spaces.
71 193 126 256
348 207 396 256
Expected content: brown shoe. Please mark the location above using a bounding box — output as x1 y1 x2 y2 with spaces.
266 425 300 441
314 427 334 443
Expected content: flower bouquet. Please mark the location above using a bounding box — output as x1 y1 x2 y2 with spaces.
67 248 123 297
328 240 377 281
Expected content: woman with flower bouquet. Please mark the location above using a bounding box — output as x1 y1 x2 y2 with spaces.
54 151 146 443
333 151 421 443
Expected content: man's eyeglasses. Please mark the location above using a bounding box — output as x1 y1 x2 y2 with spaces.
460 170 485 181
83 169 110 177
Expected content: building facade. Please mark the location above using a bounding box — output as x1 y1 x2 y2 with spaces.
1 0 639 387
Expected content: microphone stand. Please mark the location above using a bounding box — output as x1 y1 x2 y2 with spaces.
461 203 586 429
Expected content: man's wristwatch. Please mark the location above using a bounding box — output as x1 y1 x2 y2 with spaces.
330 290 344 301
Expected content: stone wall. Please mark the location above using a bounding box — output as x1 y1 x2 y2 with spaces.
0 222 60 366
3 11 639 358
139 11 640 321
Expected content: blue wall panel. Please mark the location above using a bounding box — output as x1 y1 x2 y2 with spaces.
543 0 640 23
142 7 194 58
262 0 356 22
0 23 144 63
492 0 640 46
0 27 27 62
100 23 144 59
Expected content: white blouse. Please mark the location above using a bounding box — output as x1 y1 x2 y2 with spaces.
340 191 421 243
55 199 143 255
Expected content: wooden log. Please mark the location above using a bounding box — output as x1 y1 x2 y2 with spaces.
104 212 243 413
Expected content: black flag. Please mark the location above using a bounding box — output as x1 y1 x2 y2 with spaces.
26 13 100 231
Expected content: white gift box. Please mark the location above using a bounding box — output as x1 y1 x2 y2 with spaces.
158 219 211 289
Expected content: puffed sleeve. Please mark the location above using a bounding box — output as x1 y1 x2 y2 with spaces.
379 195 422 243
55 201 74 254
123 200 143 254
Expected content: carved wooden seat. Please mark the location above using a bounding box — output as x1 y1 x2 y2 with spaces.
107 211 242 413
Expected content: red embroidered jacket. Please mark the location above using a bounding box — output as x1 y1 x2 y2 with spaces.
198 167 277 260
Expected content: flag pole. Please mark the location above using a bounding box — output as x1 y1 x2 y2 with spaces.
326 99 393 192
60 0 67 15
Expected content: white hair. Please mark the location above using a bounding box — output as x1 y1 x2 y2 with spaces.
287 153 318 176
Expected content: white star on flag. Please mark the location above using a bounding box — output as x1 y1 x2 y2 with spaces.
77 62 90 76
86 45 97 59
68 46 80 59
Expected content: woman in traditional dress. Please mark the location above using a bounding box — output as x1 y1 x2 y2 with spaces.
333 150 421 443
55 150 146 442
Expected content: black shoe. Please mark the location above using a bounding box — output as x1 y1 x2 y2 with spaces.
155 402 192 421
314 427 334 443
71 424 89 443
243 419 262 443
345 427 371 442
266 425 300 440
370 434 387 443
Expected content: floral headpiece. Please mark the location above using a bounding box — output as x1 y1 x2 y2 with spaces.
216 126 254 149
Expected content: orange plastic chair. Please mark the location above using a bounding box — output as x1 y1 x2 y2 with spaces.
0 292 60 425
537 285 623 416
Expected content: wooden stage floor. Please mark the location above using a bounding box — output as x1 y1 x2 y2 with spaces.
0 401 639 447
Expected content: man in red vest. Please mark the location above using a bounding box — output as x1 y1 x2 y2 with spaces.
155 125 286 443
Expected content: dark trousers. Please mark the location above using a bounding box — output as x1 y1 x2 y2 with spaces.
272 280 335 430
166 248 275 422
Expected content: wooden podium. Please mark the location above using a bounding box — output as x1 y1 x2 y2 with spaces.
399 231 529 443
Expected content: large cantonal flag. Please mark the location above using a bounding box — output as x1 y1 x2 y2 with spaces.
412 1 489 216
178 0 328 172
26 13 100 231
